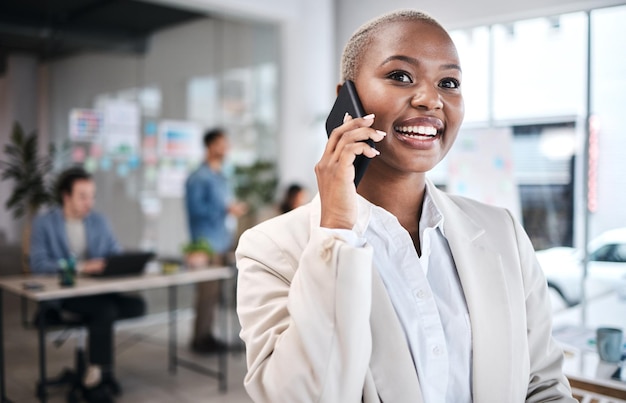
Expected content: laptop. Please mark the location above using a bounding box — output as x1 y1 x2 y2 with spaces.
91 252 155 277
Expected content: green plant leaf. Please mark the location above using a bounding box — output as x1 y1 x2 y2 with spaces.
182 238 214 255
0 121 56 220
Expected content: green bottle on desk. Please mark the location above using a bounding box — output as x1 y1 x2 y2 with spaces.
58 257 76 287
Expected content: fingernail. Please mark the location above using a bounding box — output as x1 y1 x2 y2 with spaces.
375 130 387 136
343 112 351 123
363 114 375 120
372 148 380 155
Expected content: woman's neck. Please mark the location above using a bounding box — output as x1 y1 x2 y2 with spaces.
358 170 427 233
359 170 426 255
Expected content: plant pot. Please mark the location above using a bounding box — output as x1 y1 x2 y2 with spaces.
185 251 211 268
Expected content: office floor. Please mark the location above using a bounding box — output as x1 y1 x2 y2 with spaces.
1 288 253 403
3 282 624 403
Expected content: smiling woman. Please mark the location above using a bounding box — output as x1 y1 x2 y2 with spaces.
235 9 576 403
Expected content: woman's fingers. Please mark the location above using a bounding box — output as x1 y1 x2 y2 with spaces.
326 114 385 160
317 131 384 174
327 113 373 141
316 113 386 229
335 142 381 168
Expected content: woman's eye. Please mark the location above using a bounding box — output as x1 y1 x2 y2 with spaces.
387 71 412 83
440 78 460 89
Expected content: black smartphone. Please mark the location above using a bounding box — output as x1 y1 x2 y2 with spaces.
325 80 374 187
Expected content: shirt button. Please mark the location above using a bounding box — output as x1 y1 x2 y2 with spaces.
322 237 335 249
415 289 428 299
432 345 442 356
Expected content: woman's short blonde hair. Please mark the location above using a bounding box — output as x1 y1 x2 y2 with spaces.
340 9 443 82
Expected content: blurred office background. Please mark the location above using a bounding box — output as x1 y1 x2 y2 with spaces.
2 0 626 254
1 0 626 400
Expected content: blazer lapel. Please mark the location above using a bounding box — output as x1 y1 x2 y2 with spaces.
369 266 424 403
308 194 422 402
52 208 71 257
428 181 515 400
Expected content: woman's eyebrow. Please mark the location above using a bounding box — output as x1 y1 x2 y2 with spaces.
380 55 418 66
380 55 462 72
441 63 462 72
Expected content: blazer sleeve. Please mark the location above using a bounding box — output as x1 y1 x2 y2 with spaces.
236 226 374 403
512 213 577 402
29 214 62 274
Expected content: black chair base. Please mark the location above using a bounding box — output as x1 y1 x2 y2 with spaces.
36 347 86 402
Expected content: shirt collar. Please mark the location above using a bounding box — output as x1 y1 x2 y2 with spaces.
420 185 446 238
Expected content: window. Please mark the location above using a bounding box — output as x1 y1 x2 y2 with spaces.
449 6 626 336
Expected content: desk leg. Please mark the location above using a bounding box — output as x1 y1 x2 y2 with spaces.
218 279 227 392
165 278 229 393
36 303 48 403
0 290 13 403
20 297 28 328
0 290 5 401
168 285 177 374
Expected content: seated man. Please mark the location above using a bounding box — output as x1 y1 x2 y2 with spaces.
30 167 145 403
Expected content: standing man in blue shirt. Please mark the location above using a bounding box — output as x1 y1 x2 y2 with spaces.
30 167 145 402
185 128 247 353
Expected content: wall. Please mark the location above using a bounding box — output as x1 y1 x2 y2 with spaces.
43 17 282 255
156 0 336 191
0 13 285 255
0 55 40 246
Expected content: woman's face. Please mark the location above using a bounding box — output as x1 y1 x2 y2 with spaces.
353 20 464 177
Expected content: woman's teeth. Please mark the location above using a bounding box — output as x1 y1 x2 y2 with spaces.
395 125 438 137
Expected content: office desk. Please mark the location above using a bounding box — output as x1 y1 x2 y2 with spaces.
563 345 626 402
0 267 233 403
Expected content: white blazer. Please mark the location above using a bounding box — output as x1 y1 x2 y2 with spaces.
236 179 576 403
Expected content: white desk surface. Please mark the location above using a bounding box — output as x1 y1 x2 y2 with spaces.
557 333 626 392
0 266 233 301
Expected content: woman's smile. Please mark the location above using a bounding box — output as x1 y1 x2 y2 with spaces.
393 115 444 150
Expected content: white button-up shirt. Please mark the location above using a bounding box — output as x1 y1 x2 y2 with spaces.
331 190 473 402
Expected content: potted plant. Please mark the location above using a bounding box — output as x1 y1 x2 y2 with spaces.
233 160 279 215
182 238 214 268
233 159 279 235
0 122 59 272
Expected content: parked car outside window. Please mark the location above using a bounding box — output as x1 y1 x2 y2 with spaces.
536 227 626 306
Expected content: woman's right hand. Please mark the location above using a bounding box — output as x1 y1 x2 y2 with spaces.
315 113 385 230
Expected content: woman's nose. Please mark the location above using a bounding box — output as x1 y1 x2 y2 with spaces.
410 84 443 110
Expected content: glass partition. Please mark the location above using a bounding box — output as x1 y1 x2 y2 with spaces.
449 6 626 343
491 13 587 122
450 26 490 125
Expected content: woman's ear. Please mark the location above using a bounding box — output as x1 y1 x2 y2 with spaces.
335 83 343 96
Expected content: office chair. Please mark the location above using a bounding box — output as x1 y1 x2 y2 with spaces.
32 306 88 403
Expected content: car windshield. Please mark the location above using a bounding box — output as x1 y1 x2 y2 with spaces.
590 243 626 263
